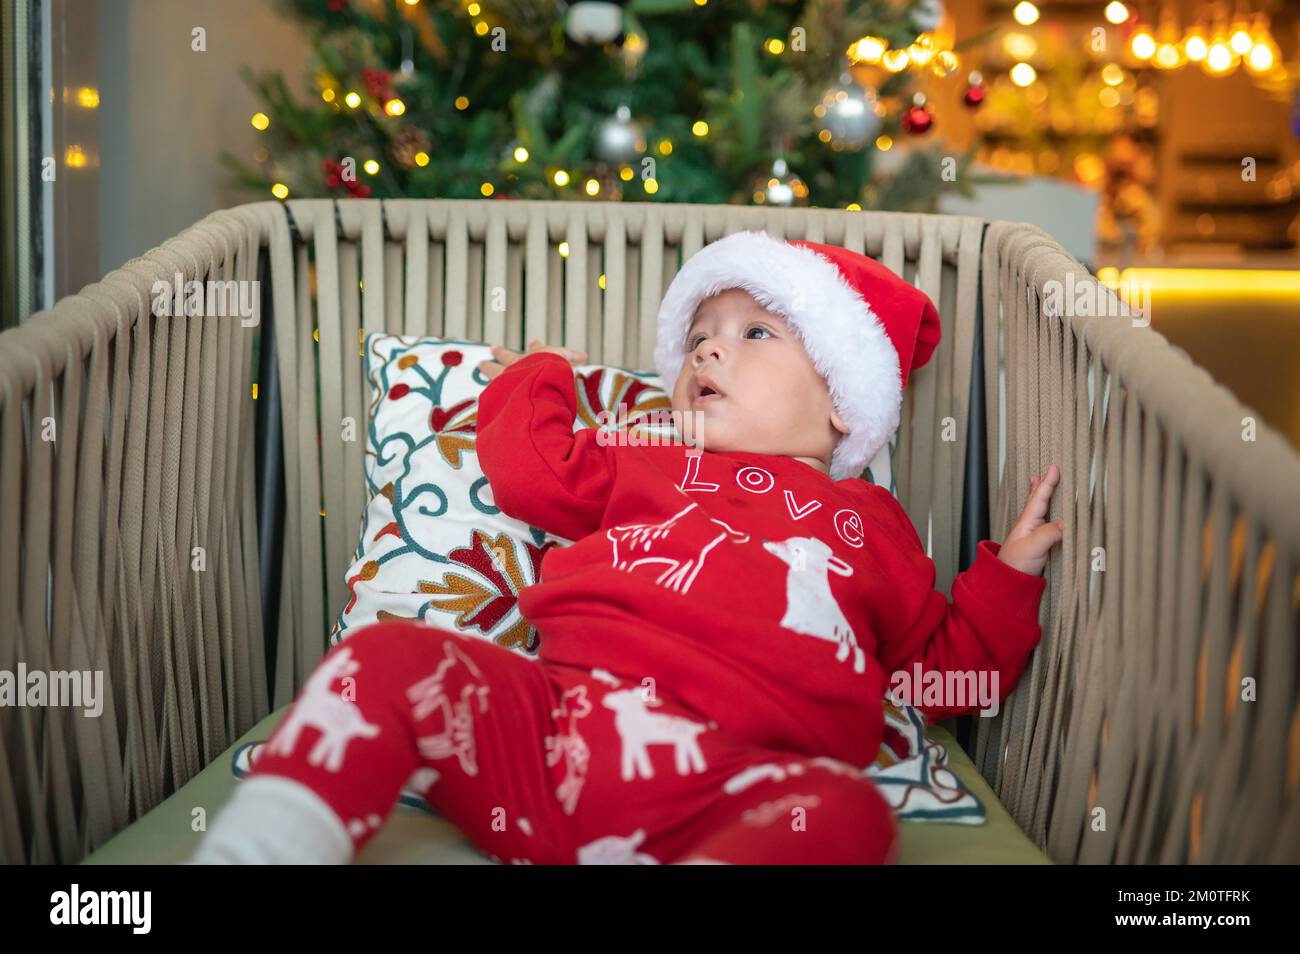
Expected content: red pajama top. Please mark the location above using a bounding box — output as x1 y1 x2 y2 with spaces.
477 351 1047 768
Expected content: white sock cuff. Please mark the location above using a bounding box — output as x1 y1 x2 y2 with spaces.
189 775 356 865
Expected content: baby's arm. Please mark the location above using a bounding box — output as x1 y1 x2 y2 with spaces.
477 349 615 541
866 482 1055 721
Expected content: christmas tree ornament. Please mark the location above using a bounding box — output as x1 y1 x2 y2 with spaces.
910 0 944 34
390 127 432 170
566 1 625 46
593 103 646 164
962 71 986 109
901 93 935 135
815 74 883 149
754 157 808 207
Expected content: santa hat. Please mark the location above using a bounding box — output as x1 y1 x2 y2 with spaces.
653 230 942 481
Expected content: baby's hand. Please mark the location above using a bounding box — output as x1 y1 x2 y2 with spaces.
478 339 588 380
998 464 1063 576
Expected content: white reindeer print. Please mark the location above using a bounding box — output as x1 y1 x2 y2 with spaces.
762 536 866 674
723 757 863 795
266 647 381 772
606 502 749 595
602 688 709 781
544 685 593 815
405 641 491 776
576 828 661 865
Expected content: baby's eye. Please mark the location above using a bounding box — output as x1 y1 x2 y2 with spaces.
745 325 772 340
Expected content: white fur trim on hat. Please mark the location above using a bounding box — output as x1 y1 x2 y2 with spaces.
653 230 901 481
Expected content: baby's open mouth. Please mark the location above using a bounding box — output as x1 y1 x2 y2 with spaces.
693 375 724 403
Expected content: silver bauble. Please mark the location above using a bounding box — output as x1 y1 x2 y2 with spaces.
594 104 646 164
566 1 623 46
756 158 808 207
816 78 883 149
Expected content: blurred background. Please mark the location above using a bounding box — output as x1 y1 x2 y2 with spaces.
2 0 1297 444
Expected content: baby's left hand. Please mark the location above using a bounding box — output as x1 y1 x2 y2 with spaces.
998 464 1064 576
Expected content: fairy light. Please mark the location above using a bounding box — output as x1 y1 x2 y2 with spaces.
271 182 289 199
1229 23 1253 55
250 112 270 130
1101 63 1124 85
481 182 494 197
1246 42 1274 73
852 36 887 64
455 96 469 110
558 242 570 258
1104 2 1129 25
1130 31 1156 60
514 146 529 162
881 48 910 72
766 38 785 55
644 178 659 194
692 120 709 137
1184 32 1208 62
1012 2 1039 27
415 151 429 167
364 159 380 174
1206 37 1234 74
344 91 361 108
584 178 600 196
1010 62 1037 86
322 88 336 103
553 169 570 187
75 87 99 108
385 98 406 116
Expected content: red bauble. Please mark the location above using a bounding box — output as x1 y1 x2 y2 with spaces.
327 0 348 11
354 183 373 199
962 84 986 108
325 172 342 189
901 104 935 135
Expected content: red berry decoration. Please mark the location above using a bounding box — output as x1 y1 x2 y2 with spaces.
389 383 410 400
901 93 934 135
441 351 463 367
962 71 986 110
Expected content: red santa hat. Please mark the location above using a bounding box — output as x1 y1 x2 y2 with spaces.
654 230 942 481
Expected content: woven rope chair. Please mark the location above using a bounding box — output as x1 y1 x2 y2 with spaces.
1 200 1296 864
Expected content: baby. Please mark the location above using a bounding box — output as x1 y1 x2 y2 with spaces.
191 231 1062 866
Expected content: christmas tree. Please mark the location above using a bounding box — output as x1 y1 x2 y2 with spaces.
225 0 980 211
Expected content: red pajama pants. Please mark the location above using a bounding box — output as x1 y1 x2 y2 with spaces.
246 620 900 865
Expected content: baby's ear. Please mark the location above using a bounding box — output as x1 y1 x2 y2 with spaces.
830 407 850 436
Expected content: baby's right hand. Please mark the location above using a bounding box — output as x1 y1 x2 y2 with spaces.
478 339 588 380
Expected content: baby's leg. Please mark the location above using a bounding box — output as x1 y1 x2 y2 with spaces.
190 620 568 864
668 753 900 865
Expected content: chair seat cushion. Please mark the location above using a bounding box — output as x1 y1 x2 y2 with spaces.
82 705 1051 865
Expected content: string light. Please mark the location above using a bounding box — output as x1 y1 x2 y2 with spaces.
1010 62 1037 86
514 146 529 162
344 91 361 108
250 112 270 130
692 120 709 137
585 178 600 196
553 169 570 187
1012 2 1039 27
271 182 289 199
1104 2 1129 25
364 159 380 174
1130 31 1156 60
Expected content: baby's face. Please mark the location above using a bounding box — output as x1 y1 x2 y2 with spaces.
669 288 848 469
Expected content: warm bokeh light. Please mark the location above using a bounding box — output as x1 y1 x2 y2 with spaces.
415 152 429 167
619 166 634 181
1010 62 1037 86
1153 43 1181 70
344 91 361 108
514 146 529 162
852 36 887 64
75 87 100 108
553 169 570 187
882 48 910 71
384 98 405 116
364 159 380 174
322 88 336 103
658 139 673 155
875 134 893 151
1229 27 1253 55
480 182 494 197
1246 43 1275 73
271 182 289 199
251 112 270 130
765 38 784 55
644 178 659 194
558 242 570 258
585 178 600 196
1012 2 1039 27
1206 40 1234 74
1101 63 1125 86
455 96 469 110
1104 2 1129 25
692 120 709 137
1184 33 1208 62
1130 32 1156 60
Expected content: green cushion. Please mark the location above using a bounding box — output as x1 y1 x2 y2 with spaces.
83 706 1051 865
